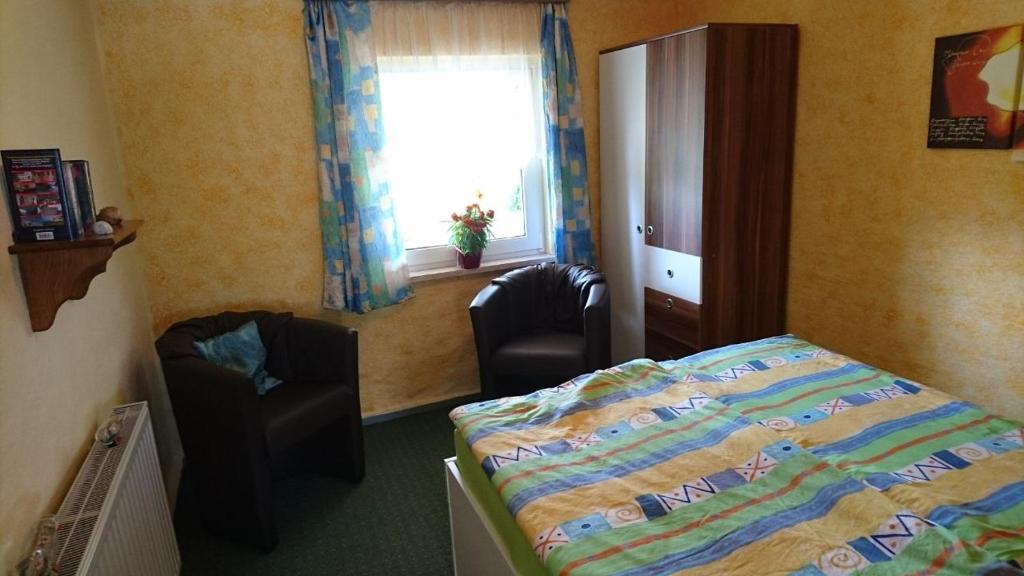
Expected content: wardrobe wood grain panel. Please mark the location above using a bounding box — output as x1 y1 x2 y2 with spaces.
645 329 699 361
645 29 705 256
700 24 799 348
644 286 700 360
601 23 798 362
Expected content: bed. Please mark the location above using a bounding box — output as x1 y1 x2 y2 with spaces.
447 335 1024 575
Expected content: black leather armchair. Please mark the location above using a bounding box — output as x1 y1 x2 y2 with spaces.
470 263 610 399
155 311 363 551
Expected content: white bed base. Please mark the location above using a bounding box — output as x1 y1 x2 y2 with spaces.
445 457 520 576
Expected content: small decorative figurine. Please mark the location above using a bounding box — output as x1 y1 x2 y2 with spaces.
92 221 114 236
95 415 122 447
97 206 122 226
17 516 57 576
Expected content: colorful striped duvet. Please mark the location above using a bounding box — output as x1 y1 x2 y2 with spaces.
450 336 1024 575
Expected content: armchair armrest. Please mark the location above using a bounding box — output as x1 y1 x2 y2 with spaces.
469 284 508 399
583 283 611 371
284 318 359 394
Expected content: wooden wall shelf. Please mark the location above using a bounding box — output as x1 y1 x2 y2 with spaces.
8 220 143 332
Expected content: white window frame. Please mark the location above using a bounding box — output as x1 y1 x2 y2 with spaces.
378 55 551 274
405 158 549 272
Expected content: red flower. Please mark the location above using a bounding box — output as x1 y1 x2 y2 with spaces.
451 212 459 221
486 209 494 218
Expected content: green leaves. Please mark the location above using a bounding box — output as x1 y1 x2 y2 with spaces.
449 203 495 254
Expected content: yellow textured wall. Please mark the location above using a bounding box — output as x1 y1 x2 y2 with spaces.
0 1 182 570
571 0 1024 419
93 0 1022 422
568 0 694 260
88 0 689 418
93 0 487 415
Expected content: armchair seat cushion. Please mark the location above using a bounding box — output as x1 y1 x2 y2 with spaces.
491 331 586 378
260 383 355 459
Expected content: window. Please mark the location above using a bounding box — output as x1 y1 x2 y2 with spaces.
378 55 549 273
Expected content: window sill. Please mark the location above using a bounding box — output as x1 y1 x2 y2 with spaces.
409 254 555 284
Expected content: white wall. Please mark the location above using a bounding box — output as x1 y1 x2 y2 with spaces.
0 1 183 571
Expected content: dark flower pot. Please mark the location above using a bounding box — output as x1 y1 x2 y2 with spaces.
457 250 482 269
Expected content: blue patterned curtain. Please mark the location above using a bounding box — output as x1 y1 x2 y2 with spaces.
540 4 596 266
304 0 412 312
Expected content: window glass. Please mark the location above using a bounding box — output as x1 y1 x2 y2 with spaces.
379 56 546 262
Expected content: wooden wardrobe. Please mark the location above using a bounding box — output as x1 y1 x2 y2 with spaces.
599 23 799 363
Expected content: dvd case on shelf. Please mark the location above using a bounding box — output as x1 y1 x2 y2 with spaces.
61 161 85 238
64 160 96 230
2 149 75 242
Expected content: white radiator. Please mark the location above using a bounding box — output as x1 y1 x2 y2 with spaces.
50 402 180 576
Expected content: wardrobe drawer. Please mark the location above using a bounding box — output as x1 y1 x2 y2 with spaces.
646 328 699 362
643 245 701 304
644 286 700 361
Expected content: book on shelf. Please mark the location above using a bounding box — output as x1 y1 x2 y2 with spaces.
2 149 75 242
63 160 96 230
61 162 85 238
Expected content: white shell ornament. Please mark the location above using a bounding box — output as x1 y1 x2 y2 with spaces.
93 221 114 235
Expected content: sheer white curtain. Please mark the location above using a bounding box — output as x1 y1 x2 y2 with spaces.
370 2 548 270
372 1 540 59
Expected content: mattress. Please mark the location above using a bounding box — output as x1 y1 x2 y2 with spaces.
455 429 548 575
450 335 1024 575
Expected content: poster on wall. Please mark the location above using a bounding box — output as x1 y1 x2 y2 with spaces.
927 24 1023 149
1015 62 1024 162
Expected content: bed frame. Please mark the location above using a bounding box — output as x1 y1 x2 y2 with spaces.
444 457 519 575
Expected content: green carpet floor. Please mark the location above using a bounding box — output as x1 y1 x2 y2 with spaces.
174 405 459 575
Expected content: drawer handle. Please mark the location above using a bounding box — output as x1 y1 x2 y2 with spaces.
666 269 674 278
636 225 642 234
666 298 673 310
646 225 654 236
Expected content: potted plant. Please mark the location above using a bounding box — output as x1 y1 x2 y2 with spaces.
449 204 494 269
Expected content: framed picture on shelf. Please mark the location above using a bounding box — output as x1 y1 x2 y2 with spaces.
2 149 76 243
